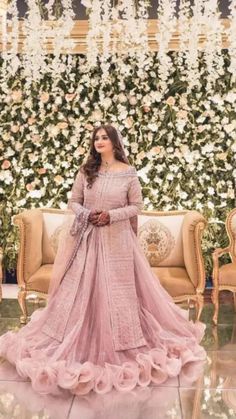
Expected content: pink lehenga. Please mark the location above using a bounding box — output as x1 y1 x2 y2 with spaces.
0 167 206 396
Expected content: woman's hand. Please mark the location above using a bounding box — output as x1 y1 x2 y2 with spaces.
88 210 102 225
96 211 110 226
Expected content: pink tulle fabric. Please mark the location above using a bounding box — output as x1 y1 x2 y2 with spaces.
0 168 206 396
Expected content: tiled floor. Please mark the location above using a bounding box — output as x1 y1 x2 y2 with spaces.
1 285 236 418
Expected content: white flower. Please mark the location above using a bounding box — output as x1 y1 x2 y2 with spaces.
129 96 137 106
118 93 127 103
179 191 188 199
59 202 67 210
28 190 42 199
224 122 236 134
22 168 34 176
232 142 236 152
91 109 103 121
196 202 203 210
207 201 215 210
208 187 215 195
55 96 62 105
0 170 13 185
17 199 27 206
225 92 236 103
147 123 158 132
49 126 60 137
201 143 214 154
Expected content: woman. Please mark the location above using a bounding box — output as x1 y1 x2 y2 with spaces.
0 124 206 396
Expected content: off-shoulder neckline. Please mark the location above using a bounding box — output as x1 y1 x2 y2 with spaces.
97 166 137 177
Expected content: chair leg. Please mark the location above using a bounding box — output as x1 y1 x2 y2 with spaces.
212 288 219 325
18 289 28 324
196 294 204 321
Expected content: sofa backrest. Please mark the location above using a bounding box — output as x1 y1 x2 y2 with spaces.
138 211 185 267
41 209 65 264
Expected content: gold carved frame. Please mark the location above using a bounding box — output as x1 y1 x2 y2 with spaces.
212 208 236 325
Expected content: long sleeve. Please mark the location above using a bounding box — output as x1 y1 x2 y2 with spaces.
108 176 143 224
67 170 91 236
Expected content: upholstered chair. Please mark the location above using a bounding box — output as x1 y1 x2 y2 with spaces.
212 208 236 325
13 208 65 323
138 210 207 321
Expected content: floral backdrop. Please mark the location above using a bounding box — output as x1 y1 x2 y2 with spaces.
0 52 235 274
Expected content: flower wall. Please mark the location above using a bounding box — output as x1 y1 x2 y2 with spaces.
0 53 235 273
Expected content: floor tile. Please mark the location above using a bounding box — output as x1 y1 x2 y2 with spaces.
201 324 235 351
0 380 73 419
0 298 46 320
0 360 29 382
0 318 22 335
198 303 236 326
179 388 236 419
69 386 182 419
179 349 236 390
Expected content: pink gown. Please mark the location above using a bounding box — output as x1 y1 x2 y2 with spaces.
0 167 206 396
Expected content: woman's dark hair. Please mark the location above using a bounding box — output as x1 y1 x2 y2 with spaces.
81 124 130 188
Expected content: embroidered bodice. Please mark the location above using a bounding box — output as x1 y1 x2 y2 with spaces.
68 166 143 224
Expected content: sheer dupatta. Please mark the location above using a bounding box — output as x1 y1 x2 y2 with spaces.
48 170 91 299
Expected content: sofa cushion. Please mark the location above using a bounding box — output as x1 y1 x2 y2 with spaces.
152 267 195 297
219 263 236 286
27 264 53 293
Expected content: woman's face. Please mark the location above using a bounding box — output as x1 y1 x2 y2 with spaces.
94 129 114 155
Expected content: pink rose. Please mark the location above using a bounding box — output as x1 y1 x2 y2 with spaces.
65 93 76 102
143 105 151 113
11 90 22 102
84 123 93 131
54 175 64 184
32 135 41 144
11 125 20 133
40 92 50 103
26 183 34 191
57 122 68 130
1 160 11 169
37 168 47 174
177 110 188 119
166 96 175 106
152 146 161 154
129 96 137 106
28 117 36 125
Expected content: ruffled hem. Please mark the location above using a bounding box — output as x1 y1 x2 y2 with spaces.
0 328 206 396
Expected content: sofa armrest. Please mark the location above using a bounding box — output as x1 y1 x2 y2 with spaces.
182 211 207 292
13 209 43 287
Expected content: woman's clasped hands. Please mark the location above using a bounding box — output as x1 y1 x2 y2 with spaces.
88 210 110 226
